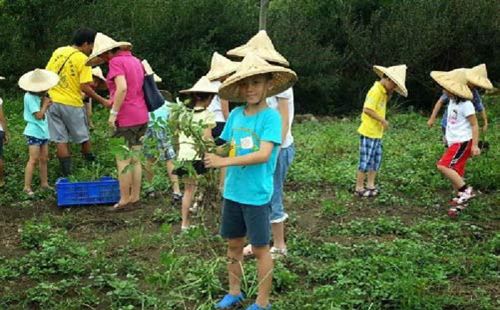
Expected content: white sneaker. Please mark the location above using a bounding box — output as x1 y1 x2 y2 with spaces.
451 186 475 205
270 246 287 260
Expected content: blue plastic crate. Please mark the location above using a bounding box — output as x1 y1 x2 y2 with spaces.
56 176 120 207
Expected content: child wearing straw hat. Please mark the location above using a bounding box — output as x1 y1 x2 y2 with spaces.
204 52 297 310
355 64 408 197
83 66 108 129
175 76 218 230
428 64 492 146
0 76 7 187
227 30 295 260
18 69 60 196
431 69 481 215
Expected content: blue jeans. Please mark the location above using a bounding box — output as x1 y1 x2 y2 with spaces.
270 144 295 223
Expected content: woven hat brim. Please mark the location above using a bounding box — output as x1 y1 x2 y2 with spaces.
219 67 297 103
430 72 473 100
206 65 239 81
86 42 132 66
466 75 493 90
227 46 290 67
373 66 408 97
179 86 219 94
18 71 60 93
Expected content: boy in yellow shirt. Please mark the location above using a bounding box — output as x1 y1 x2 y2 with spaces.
355 65 407 197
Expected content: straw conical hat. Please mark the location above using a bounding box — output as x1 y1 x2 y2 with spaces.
373 65 408 97
219 52 297 103
466 64 493 90
86 32 132 66
0 76 5 80
180 76 219 94
91 67 105 82
430 68 473 100
227 30 289 67
206 52 239 81
18 69 60 92
141 59 162 83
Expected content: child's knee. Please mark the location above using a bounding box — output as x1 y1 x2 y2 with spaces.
251 245 270 258
227 238 245 252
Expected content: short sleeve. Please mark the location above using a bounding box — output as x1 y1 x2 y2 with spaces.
439 92 449 104
76 54 92 84
26 95 41 115
107 58 126 81
363 86 381 110
462 101 475 118
220 108 238 142
205 111 216 129
275 88 292 100
260 109 282 145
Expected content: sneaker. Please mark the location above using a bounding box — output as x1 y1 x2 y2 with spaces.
246 303 271 310
270 246 287 260
451 186 475 206
172 192 183 202
215 293 245 309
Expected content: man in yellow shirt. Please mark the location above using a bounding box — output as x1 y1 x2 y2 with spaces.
355 65 407 197
45 28 110 176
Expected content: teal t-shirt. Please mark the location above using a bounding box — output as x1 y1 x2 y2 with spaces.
220 106 282 206
148 101 171 128
23 93 49 139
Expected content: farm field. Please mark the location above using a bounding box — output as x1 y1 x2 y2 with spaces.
0 97 499 309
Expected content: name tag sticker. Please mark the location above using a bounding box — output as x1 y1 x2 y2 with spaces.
240 136 254 150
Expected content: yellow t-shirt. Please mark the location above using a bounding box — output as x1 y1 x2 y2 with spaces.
177 108 216 161
46 46 93 107
357 81 388 139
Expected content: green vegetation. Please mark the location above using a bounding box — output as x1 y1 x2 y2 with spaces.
0 97 498 309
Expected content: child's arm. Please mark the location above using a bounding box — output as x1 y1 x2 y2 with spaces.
480 110 488 133
363 107 388 129
0 105 8 144
428 98 444 127
467 114 480 156
81 83 110 108
277 98 290 145
33 96 52 120
204 141 275 168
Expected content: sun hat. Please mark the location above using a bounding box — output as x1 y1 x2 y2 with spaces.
206 52 239 81
430 68 473 100
219 52 297 103
91 67 106 82
18 69 60 93
86 32 132 66
466 64 493 90
0 76 5 80
373 64 408 97
227 30 289 67
141 59 162 83
179 76 219 94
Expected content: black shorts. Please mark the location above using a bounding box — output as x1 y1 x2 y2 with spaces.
173 160 208 177
112 123 148 147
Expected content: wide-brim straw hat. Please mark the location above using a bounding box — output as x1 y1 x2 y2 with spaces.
219 52 297 103
18 69 60 92
91 67 106 82
227 30 289 67
430 68 473 100
179 76 219 94
86 32 132 66
373 64 408 97
141 59 162 83
466 64 493 90
0 76 5 80
206 52 239 81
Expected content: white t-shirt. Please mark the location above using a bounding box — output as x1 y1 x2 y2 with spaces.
266 87 294 148
207 81 225 123
0 97 3 131
446 99 475 144
177 108 216 160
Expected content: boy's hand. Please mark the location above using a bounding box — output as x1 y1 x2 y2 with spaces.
204 153 226 168
471 145 481 157
381 119 389 130
102 99 112 109
427 118 435 128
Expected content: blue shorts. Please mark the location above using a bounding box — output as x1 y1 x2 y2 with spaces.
220 199 271 246
270 144 295 223
143 127 176 161
358 135 382 172
26 135 49 146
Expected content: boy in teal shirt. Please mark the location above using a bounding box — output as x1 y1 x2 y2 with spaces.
205 53 297 310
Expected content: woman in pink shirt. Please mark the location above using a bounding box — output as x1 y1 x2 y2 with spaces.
87 33 148 211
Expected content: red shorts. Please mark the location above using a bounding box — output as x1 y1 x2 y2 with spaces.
437 140 472 176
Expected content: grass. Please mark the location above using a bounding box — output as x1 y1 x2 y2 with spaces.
0 96 498 309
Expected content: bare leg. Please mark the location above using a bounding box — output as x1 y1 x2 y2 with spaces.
81 140 92 155
367 170 377 189
56 143 70 158
24 146 40 192
166 160 180 194
181 177 197 228
437 165 465 190
39 144 50 188
271 222 286 250
356 171 365 191
252 245 273 307
116 156 132 206
130 145 143 203
227 237 245 296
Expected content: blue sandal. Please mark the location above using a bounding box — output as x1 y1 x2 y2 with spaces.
215 293 245 309
246 303 271 310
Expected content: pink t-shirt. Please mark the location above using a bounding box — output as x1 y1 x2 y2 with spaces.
106 50 148 127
